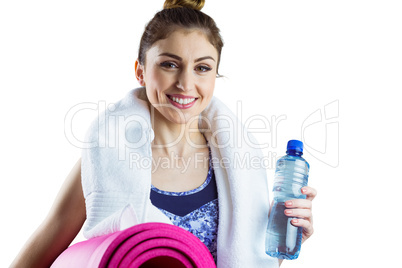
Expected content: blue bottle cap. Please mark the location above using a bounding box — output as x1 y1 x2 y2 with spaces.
287 140 303 154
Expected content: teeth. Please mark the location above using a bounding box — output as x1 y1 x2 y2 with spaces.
170 96 195 105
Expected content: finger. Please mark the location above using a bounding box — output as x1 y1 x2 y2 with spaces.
285 208 312 219
291 218 314 236
285 199 312 209
301 186 317 201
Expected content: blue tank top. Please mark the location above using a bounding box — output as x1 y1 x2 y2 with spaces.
150 149 219 262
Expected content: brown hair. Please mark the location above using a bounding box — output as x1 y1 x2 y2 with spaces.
138 0 224 73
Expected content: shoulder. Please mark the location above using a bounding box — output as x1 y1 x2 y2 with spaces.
83 87 151 145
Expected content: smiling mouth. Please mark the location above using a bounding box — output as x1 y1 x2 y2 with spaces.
167 95 198 105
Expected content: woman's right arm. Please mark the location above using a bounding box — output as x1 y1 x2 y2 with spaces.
10 158 86 267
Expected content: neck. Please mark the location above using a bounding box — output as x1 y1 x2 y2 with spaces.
150 108 207 157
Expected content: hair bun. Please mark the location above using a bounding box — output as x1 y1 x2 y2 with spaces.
163 0 205 11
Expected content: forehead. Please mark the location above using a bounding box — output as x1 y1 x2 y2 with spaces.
146 29 218 61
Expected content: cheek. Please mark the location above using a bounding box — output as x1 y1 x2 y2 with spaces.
145 72 165 100
146 70 172 91
200 78 216 98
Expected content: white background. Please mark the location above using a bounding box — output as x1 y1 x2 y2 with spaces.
1 0 401 267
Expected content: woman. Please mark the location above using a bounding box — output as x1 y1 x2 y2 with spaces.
11 0 316 267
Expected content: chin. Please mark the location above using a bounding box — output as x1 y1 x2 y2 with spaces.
169 111 201 125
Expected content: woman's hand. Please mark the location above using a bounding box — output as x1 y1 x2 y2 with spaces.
284 186 317 244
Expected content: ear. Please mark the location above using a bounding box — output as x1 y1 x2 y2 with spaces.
135 59 146 87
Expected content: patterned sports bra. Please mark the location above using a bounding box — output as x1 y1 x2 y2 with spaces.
150 148 219 262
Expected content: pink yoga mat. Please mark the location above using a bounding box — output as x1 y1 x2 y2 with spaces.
51 222 216 268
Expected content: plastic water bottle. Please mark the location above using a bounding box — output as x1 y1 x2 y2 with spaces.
265 140 309 260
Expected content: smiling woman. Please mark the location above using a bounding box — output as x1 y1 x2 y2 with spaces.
10 0 316 267
136 29 218 125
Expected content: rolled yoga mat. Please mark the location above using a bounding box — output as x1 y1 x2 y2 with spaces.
51 222 216 268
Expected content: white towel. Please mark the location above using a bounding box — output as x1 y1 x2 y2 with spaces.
81 87 278 267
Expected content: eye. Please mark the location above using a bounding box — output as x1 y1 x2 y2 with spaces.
160 61 178 69
195 65 212 72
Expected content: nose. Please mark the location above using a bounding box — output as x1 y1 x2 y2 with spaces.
176 69 194 92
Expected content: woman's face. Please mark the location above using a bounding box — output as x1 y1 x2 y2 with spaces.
136 29 218 125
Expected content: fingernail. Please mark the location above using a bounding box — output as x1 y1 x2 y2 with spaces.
285 201 293 207
292 219 299 224
301 188 307 193
285 210 292 215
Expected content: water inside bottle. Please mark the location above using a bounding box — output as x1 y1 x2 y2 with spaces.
265 201 303 260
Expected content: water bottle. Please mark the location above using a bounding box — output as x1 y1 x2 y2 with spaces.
265 140 309 260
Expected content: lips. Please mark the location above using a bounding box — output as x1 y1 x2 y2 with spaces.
166 94 198 109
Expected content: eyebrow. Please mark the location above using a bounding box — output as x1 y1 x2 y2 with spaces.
159 53 216 62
